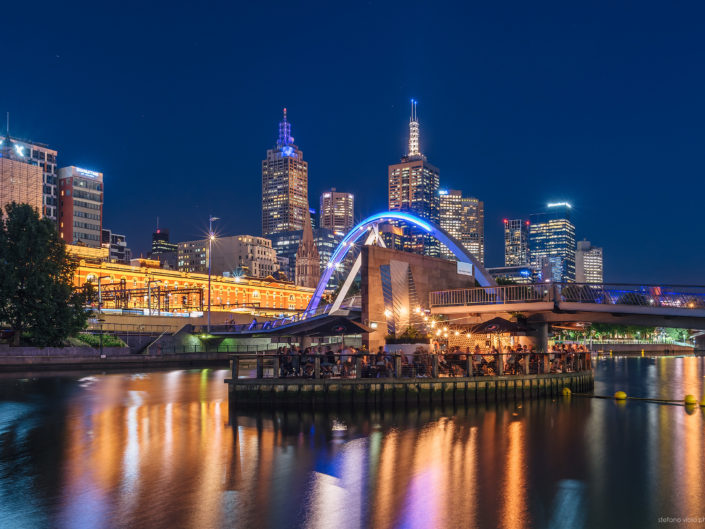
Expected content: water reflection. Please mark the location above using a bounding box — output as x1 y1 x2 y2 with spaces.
0 358 702 529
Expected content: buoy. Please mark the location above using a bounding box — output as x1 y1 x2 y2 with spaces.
641 349 644 357
562 387 571 396
684 394 697 406
610 350 613 357
614 391 627 400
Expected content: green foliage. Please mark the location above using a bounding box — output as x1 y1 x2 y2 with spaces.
0 203 92 346
662 328 689 342
386 326 429 344
75 333 126 347
589 323 656 337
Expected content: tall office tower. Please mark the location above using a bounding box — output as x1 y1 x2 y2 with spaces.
388 100 440 256
295 210 320 288
438 189 485 264
0 132 43 214
262 108 308 236
150 227 178 269
576 239 604 283
529 202 576 282
57 166 104 247
504 219 530 266
320 188 354 235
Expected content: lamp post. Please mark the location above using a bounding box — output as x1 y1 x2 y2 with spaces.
207 215 219 333
96 275 110 358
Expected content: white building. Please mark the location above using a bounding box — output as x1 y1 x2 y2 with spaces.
576 239 603 283
178 235 279 278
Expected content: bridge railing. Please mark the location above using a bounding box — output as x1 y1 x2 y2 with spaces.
430 283 705 310
429 284 550 307
229 351 592 380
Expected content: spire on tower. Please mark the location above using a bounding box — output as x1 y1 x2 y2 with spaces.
408 99 420 158
277 107 294 150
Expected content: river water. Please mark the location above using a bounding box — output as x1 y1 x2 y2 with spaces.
0 356 703 529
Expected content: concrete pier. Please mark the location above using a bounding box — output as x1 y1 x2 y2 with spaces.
226 371 594 408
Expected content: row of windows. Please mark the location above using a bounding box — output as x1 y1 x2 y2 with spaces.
74 220 100 230
74 200 101 210
71 189 102 201
73 210 100 220
74 231 100 241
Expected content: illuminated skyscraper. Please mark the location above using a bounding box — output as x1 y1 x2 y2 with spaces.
529 203 576 282
439 189 484 264
320 188 354 235
388 100 440 256
504 218 530 266
576 239 603 283
0 132 43 214
262 109 308 236
57 166 104 247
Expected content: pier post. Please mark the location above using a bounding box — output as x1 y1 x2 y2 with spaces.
432 355 439 378
355 357 362 379
394 355 402 378
272 356 279 379
314 356 321 379
466 355 472 377
256 356 263 379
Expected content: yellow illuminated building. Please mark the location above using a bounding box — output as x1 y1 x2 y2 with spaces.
73 259 314 315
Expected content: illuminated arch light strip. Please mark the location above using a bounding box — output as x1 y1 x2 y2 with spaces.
305 211 496 314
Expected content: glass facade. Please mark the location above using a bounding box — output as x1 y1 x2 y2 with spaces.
439 189 484 264
529 203 576 282
504 218 530 266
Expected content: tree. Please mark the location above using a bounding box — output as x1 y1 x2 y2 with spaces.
0 203 91 346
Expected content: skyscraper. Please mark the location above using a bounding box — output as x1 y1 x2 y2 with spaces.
262 108 308 236
439 189 485 264
0 132 43 214
576 239 604 283
1 118 58 221
150 227 178 269
320 188 354 235
388 100 440 256
57 166 104 247
529 203 576 282
295 210 320 288
504 219 530 266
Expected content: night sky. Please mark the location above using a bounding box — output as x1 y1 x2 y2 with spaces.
2 2 704 283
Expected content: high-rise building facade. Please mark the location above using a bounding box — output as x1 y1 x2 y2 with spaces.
101 229 131 264
438 189 484 264
262 109 308 236
529 203 576 282
388 100 440 256
177 235 278 278
150 228 178 269
320 188 354 235
504 219 530 266
57 166 104 247
0 133 43 214
269 227 342 286
576 239 604 283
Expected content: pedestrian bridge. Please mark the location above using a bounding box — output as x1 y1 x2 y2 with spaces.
429 283 705 329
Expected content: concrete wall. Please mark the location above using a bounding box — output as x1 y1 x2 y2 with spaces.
361 246 476 351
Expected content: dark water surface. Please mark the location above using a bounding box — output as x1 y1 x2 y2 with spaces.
0 356 704 529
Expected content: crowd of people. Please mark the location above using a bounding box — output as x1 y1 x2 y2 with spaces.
271 342 591 378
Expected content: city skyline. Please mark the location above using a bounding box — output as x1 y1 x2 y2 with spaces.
2 2 704 283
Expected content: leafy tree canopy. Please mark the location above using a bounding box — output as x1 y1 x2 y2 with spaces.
0 203 91 346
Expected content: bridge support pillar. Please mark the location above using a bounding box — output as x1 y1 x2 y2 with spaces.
532 322 550 373
697 334 705 353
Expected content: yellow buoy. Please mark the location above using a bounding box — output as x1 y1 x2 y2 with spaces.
614 391 627 400
684 394 697 406
562 387 571 396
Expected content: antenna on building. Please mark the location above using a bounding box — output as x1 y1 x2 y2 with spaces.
5 112 9 137
156 216 160 232
408 99 420 157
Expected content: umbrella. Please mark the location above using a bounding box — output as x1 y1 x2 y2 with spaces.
471 317 525 335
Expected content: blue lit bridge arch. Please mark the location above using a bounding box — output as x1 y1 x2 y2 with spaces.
306 211 496 314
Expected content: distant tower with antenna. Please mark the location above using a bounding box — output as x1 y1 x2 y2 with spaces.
387 99 440 256
262 107 309 235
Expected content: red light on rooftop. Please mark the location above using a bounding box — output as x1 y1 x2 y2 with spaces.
525 221 530 226
503 219 508 223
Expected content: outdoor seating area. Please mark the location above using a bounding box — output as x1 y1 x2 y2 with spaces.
233 343 592 380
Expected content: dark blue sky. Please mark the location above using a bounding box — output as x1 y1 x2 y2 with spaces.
3 1 704 283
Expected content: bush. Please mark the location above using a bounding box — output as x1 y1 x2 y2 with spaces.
75 333 126 348
386 326 430 345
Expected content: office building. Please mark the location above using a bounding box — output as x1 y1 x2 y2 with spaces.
0 132 43 214
269 227 342 287
150 228 178 269
101 229 131 264
439 189 484 264
1 133 59 220
388 100 440 256
262 108 308 235
57 166 103 247
576 239 604 283
504 219 530 266
487 265 534 285
320 188 354 235
178 235 278 278
529 203 576 282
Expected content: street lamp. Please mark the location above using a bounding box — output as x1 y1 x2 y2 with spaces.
207 215 219 333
